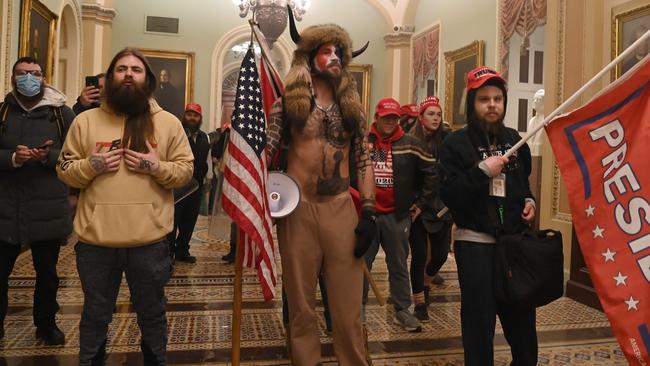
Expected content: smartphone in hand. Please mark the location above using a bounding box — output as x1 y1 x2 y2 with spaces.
85 76 100 89
36 141 54 150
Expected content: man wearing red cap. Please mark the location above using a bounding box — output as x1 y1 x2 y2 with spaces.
399 103 419 133
439 66 537 365
363 97 438 332
167 103 211 263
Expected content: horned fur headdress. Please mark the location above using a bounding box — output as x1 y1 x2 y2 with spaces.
283 7 369 135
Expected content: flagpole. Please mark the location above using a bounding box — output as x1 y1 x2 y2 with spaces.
504 29 650 158
231 226 243 366
249 19 283 79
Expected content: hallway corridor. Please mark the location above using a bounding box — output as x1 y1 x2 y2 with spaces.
0 216 626 365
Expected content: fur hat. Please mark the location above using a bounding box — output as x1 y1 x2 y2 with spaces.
284 10 368 132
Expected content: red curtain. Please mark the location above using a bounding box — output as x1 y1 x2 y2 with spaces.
412 25 440 103
499 0 546 79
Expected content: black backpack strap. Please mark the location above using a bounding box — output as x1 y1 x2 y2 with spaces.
50 106 65 143
0 102 8 136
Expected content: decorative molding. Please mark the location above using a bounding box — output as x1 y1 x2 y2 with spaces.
551 0 570 223
81 3 116 24
3 0 13 94
383 32 412 49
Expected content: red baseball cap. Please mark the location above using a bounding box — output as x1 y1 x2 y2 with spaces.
400 104 419 117
465 66 506 92
185 103 202 115
418 96 441 115
375 98 401 117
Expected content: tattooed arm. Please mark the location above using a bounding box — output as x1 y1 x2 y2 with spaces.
266 98 284 167
354 112 375 211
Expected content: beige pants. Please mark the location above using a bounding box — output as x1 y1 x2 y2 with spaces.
278 193 370 366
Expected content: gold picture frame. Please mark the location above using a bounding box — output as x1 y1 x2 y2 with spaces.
349 63 372 121
19 0 58 79
444 40 485 128
139 48 195 120
612 3 650 80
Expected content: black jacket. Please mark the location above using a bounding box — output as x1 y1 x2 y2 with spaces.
368 129 438 220
0 90 74 245
411 127 452 232
439 124 534 236
186 129 210 185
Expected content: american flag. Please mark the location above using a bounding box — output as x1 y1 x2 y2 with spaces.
222 47 276 301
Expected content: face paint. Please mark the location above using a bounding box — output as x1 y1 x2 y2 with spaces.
314 44 341 74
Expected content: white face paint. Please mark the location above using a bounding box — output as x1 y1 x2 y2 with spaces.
314 44 341 75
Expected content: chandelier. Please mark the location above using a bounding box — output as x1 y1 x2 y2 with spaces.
231 0 311 46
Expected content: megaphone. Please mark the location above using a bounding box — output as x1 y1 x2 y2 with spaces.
267 171 300 218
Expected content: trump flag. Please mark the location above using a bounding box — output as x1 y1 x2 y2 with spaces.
546 57 650 364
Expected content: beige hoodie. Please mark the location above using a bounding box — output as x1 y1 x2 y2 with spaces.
56 100 193 247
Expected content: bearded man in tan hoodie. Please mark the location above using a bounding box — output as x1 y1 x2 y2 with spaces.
56 48 193 366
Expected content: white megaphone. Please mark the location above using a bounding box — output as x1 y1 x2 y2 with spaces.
267 171 301 218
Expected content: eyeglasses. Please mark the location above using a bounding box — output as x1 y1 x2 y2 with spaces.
15 70 43 77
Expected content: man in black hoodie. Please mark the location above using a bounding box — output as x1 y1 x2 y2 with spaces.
439 66 537 366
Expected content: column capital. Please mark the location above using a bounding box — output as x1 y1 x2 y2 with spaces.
383 32 413 49
81 3 116 24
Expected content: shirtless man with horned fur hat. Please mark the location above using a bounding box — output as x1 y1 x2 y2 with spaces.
266 9 375 366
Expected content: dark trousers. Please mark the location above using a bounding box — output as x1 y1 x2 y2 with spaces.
168 184 202 257
408 218 451 293
76 240 171 366
454 240 538 366
0 240 61 328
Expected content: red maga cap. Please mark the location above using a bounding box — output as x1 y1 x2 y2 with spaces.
418 96 441 115
184 103 202 115
465 66 506 92
400 104 419 117
375 98 401 117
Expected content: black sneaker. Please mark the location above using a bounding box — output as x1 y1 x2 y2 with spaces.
414 303 429 322
36 325 65 345
0 323 4 339
222 253 235 264
175 254 197 264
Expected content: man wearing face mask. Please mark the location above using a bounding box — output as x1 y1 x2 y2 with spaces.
167 103 210 263
0 57 74 344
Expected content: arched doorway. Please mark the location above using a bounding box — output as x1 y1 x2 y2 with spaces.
57 2 81 106
209 24 293 131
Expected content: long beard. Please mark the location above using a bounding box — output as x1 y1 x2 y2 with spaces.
106 80 152 116
477 116 506 138
183 120 201 133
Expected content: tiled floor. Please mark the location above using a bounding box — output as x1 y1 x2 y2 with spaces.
0 216 626 365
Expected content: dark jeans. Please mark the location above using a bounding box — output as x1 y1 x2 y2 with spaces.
0 240 61 328
454 240 538 366
168 184 202 257
76 240 172 366
408 218 451 293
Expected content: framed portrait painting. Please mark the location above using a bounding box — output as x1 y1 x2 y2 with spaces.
19 0 58 79
349 64 372 122
139 49 195 120
612 3 650 79
444 40 485 128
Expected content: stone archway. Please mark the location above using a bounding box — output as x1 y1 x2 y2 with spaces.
209 24 293 131
57 1 82 106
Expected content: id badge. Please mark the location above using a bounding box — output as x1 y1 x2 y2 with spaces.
489 173 506 197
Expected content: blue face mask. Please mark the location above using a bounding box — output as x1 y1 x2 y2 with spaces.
15 74 43 97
